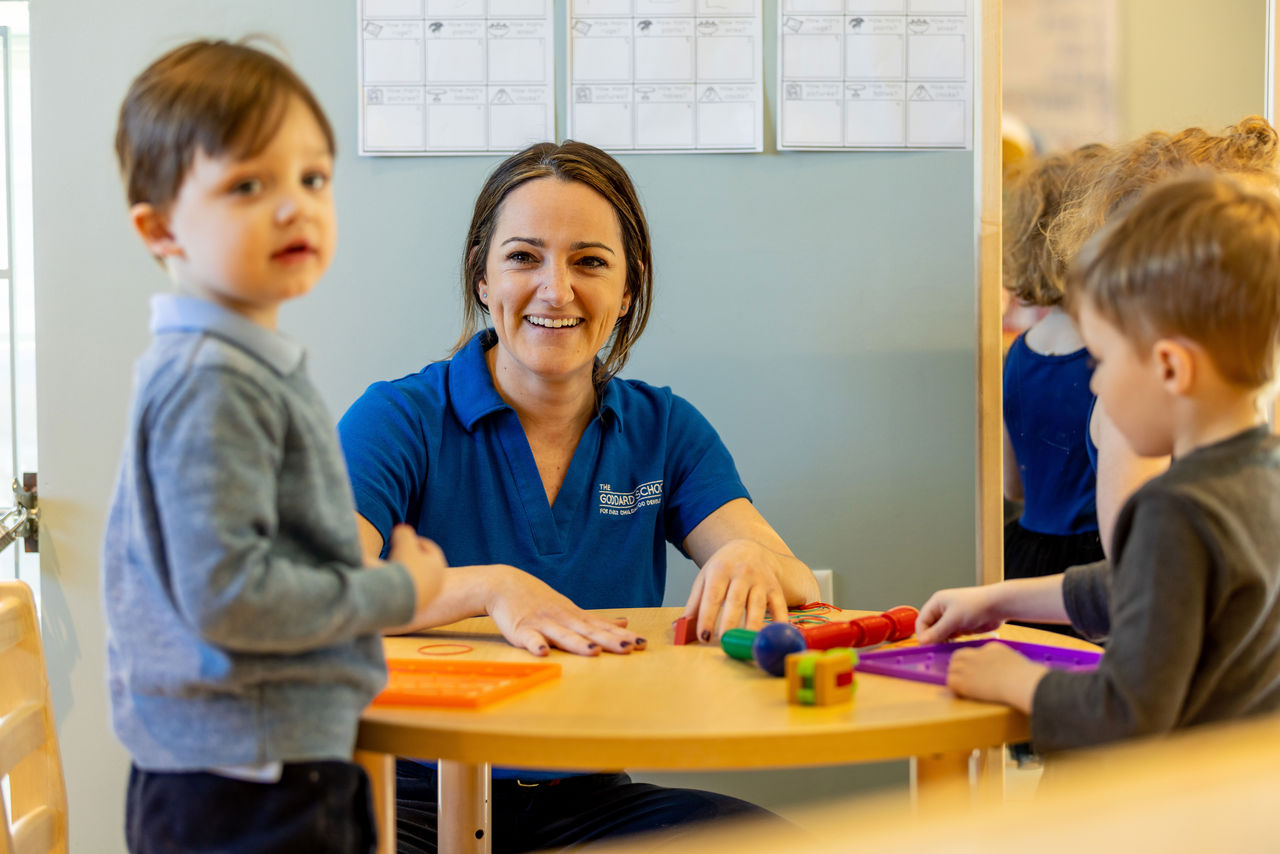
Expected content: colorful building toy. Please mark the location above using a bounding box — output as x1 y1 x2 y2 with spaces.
785 648 858 706
723 606 921 677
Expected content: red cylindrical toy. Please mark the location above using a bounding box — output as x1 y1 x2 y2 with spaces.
797 620 864 650
851 614 891 645
881 605 918 641
798 605 920 650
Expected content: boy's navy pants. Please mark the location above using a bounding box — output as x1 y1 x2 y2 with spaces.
126 760 376 853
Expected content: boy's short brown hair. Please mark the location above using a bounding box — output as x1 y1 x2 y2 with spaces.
1003 143 1110 306
1070 172 1280 389
115 39 334 212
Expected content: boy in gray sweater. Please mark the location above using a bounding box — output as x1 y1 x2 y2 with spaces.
916 172 1280 753
106 40 444 852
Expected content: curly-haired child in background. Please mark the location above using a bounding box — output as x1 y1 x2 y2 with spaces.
1046 116 1280 555
1002 143 1110 632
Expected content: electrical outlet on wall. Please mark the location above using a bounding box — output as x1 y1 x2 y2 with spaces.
812 568 834 604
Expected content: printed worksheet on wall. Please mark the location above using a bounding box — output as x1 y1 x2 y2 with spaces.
358 0 555 156
777 0 972 151
568 0 764 154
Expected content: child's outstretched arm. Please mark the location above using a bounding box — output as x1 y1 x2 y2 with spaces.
916 576 1072 644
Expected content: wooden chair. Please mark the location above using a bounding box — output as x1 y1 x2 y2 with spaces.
0 581 66 854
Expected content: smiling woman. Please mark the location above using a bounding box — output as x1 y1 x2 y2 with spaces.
455 141 651 388
478 178 631 424
337 140 821 853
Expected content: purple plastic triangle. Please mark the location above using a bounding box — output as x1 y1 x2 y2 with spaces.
857 639 1101 685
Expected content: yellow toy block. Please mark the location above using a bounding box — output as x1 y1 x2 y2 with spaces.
785 647 858 706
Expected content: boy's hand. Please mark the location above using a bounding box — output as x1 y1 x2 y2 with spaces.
915 585 1004 644
387 524 446 623
946 642 1048 713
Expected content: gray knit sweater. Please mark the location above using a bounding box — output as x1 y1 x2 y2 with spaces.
104 295 415 771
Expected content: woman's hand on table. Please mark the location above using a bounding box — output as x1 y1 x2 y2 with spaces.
682 538 792 642
485 566 644 657
946 641 1047 714
681 499 820 641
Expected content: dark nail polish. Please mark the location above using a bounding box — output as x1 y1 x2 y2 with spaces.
620 640 632 648
635 637 647 646
700 631 710 642
587 643 599 650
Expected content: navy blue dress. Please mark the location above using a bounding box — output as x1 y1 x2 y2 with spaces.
1003 334 1105 636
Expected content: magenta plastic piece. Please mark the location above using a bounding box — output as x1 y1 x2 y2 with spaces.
856 640 1101 685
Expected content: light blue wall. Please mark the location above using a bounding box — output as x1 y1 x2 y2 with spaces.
32 1 977 848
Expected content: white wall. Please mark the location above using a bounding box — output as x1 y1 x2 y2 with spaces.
1119 0 1266 138
31 2 981 848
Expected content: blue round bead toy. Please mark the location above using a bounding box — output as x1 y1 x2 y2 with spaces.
752 622 806 677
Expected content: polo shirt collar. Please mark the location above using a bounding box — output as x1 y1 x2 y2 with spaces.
449 330 508 431
597 370 624 432
150 294 305 376
448 329 625 433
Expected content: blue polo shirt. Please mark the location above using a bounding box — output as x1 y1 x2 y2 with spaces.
338 329 750 611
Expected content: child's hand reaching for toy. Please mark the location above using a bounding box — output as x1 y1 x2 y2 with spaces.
946 641 1048 713
915 585 1005 644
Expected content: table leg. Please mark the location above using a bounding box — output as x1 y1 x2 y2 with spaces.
438 759 492 854
355 750 396 854
910 750 974 810
974 746 1006 805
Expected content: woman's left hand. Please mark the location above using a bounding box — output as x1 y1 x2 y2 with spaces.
683 538 791 642
681 498 819 642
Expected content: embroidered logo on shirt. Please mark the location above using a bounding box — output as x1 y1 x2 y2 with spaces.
597 480 663 516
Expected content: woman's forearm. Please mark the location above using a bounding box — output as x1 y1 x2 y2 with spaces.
383 564 508 634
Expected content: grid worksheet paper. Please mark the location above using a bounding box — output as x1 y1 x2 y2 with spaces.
567 0 765 154
777 0 972 150
358 0 556 155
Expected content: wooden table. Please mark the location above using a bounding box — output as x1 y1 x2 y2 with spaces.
355 607 1099 854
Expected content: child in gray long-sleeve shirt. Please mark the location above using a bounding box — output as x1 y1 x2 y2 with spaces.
107 40 444 853
916 172 1280 753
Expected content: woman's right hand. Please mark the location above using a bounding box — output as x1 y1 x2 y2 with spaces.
484 566 643 657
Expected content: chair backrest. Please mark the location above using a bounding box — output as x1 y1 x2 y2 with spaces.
0 581 66 854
